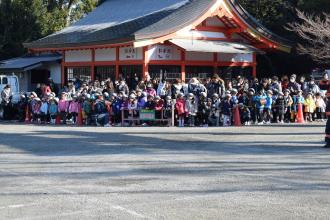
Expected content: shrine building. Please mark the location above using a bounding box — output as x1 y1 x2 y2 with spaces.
0 0 291 91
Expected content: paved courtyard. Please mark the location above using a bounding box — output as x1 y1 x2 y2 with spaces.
0 123 329 219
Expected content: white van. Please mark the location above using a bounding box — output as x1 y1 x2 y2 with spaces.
0 75 20 103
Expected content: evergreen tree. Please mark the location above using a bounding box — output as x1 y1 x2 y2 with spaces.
0 0 99 60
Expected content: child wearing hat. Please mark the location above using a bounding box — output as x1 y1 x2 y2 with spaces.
185 93 198 127
264 90 273 124
82 94 92 125
40 97 49 124
254 91 267 124
292 90 305 122
163 96 173 120
304 93 316 122
275 92 286 123
239 103 251 125
283 89 293 122
315 93 326 122
154 96 164 120
127 94 138 126
58 92 68 124
209 93 220 126
68 96 79 124
49 98 58 124
175 93 186 127
32 98 41 124
222 94 232 126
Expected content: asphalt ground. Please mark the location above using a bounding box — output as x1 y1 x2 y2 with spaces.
0 123 329 220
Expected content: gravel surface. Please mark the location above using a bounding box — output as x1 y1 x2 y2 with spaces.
0 123 329 220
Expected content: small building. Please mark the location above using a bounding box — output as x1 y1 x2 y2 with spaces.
0 0 291 90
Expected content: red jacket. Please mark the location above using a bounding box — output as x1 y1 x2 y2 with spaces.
155 100 164 111
176 98 186 115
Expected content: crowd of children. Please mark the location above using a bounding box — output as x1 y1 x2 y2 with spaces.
2 72 328 127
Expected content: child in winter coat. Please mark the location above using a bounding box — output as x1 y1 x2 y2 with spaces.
254 91 267 124
304 93 315 122
39 98 49 123
58 92 68 124
283 89 293 122
185 93 198 127
175 93 185 127
112 96 122 125
69 96 79 124
145 83 156 97
154 96 164 120
264 90 273 124
275 92 286 123
49 98 58 124
32 98 41 123
239 103 251 125
127 94 138 117
199 97 211 127
163 96 172 119
209 93 221 126
82 95 92 125
222 94 232 126
315 93 326 121
292 90 305 122
127 94 138 125
238 91 249 107
144 95 155 110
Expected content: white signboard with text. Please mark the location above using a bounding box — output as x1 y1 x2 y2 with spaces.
119 46 142 60
148 45 181 61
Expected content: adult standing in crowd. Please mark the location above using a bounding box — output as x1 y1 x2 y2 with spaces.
1 84 12 120
206 74 225 98
319 72 330 148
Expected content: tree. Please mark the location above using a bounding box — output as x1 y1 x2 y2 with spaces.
0 0 43 59
40 0 100 36
286 10 330 64
0 0 100 60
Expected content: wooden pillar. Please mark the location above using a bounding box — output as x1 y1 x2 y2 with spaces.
143 46 149 80
213 53 218 75
61 50 65 86
181 50 186 82
252 52 257 78
115 47 119 80
91 48 95 81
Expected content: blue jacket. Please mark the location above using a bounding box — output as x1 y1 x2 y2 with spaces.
254 95 267 109
112 99 122 114
265 95 273 109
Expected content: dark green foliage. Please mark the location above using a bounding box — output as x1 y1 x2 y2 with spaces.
0 0 99 60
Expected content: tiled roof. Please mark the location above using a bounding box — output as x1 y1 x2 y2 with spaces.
26 0 204 48
25 0 291 51
0 54 62 72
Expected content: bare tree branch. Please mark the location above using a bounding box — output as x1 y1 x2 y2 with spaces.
286 10 330 64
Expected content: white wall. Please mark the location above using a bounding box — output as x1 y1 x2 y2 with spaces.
176 30 226 39
119 46 142 60
148 44 181 61
47 62 62 84
218 53 253 63
186 51 213 61
65 50 92 62
95 48 116 61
